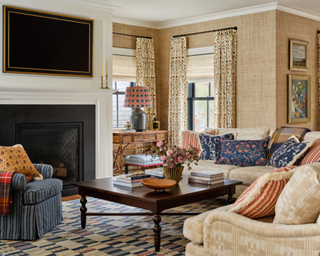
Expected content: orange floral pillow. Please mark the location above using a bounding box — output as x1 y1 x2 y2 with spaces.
0 144 43 182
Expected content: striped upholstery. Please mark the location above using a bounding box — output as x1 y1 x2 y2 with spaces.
0 164 62 240
21 193 63 240
230 166 296 218
203 128 217 135
299 138 320 165
181 130 201 152
24 179 62 204
33 164 53 179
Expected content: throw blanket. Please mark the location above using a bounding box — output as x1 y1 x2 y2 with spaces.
267 126 310 160
0 171 15 215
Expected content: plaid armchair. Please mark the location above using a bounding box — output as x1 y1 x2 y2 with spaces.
0 164 63 240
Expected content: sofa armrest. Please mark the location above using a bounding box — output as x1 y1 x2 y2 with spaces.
203 205 320 253
33 164 53 179
12 173 27 191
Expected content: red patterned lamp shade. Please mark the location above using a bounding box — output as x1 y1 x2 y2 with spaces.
123 86 152 108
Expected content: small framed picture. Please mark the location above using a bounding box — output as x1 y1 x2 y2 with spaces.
288 74 311 124
289 39 308 71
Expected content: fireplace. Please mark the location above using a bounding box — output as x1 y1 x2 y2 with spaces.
16 122 83 189
0 104 95 196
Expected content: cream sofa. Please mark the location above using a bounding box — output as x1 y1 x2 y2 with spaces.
189 127 320 197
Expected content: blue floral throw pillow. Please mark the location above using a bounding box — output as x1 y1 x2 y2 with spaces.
216 138 269 167
267 136 313 168
199 133 235 161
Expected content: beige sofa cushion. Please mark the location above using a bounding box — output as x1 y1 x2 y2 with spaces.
302 131 320 142
214 127 270 140
274 163 320 225
228 166 274 186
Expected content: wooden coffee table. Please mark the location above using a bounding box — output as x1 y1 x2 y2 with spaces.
73 174 241 252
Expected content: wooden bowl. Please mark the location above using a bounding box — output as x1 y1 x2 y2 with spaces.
141 179 176 190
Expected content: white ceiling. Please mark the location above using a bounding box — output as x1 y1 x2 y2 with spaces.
106 0 320 26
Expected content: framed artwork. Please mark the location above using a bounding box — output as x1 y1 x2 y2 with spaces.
289 39 308 71
288 74 311 124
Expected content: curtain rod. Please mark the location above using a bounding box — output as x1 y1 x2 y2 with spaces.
113 32 152 39
173 26 237 38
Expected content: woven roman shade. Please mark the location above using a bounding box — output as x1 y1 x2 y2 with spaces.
112 55 136 82
187 54 214 83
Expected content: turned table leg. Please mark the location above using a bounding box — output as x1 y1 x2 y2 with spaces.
153 214 162 252
80 195 87 229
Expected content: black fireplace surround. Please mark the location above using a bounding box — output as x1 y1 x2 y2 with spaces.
0 105 95 196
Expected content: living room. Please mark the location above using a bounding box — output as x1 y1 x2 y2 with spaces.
1 0 320 255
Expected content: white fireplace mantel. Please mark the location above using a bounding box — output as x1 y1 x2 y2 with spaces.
0 87 117 178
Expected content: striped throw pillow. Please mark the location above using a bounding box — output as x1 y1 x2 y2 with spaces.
229 166 296 218
299 138 320 165
181 130 201 153
203 127 217 135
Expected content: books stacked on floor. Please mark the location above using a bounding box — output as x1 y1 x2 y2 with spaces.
113 173 155 187
188 170 224 185
145 168 166 179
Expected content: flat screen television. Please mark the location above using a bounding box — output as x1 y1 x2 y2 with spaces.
3 6 93 77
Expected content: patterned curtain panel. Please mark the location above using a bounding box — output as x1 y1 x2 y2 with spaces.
318 32 320 129
168 37 187 146
136 38 157 129
212 29 237 128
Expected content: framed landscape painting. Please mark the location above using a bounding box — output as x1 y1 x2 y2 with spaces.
289 39 308 71
288 75 311 124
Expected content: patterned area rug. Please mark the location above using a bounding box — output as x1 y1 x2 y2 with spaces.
0 197 228 256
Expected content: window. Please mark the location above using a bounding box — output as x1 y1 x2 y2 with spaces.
187 82 215 132
112 81 136 128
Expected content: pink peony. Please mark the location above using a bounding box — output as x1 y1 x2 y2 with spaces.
178 157 184 164
157 141 164 147
185 152 191 158
166 150 173 156
159 147 163 151
160 155 167 161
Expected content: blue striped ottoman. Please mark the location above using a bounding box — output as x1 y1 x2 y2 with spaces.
124 154 163 173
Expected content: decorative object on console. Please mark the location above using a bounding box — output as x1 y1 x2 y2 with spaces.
288 75 311 124
267 136 313 168
3 6 93 77
216 138 269 167
289 39 308 71
199 133 235 161
230 166 296 218
123 86 152 132
0 144 43 182
124 121 132 130
151 117 160 131
147 140 199 182
274 163 320 225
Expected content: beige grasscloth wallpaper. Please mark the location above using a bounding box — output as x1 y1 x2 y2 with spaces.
113 10 320 131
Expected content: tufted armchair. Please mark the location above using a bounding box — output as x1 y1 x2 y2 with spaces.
0 164 63 240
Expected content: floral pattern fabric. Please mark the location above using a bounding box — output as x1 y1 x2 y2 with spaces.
267 136 313 168
199 133 235 161
217 138 269 167
136 38 157 130
212 29 237 128
168 37 187 146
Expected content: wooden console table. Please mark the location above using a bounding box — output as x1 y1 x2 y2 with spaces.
113 130 167 174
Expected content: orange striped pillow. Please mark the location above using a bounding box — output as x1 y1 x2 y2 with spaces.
181 130 201 153
203 128 217 135
299 138 320 165
229 166 296 218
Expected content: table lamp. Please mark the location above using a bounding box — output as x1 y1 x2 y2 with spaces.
123 86 152 132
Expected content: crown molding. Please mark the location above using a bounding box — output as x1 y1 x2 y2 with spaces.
65 0 118 12
159 2 278 29
276 4 320 22
112 16 160 29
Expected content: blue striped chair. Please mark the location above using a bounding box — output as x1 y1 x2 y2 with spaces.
0 164 63 240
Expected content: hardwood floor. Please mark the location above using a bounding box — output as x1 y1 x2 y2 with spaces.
62 194 81 202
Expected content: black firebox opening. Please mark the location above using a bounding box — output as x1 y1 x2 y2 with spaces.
15 122 84 188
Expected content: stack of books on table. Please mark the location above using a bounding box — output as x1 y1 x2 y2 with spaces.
145 168 166 179
113 173 155 187
188 170 224 185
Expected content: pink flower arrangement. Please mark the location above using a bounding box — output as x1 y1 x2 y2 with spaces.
147 142 199 170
